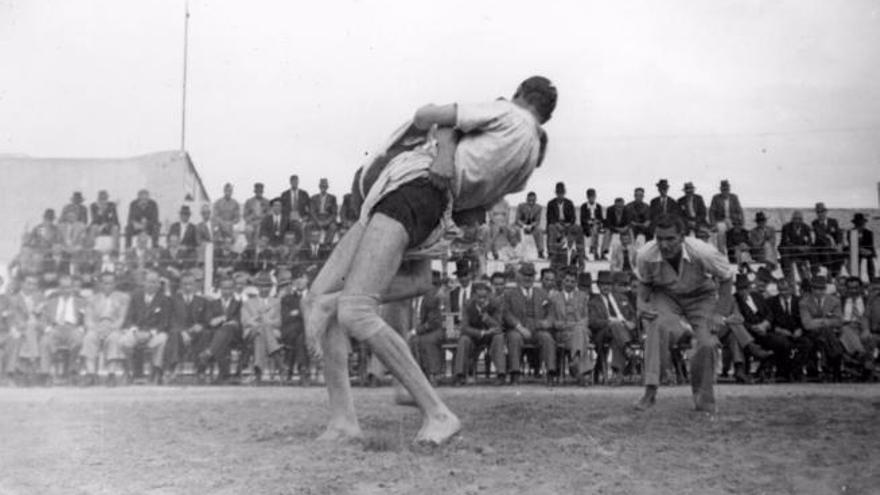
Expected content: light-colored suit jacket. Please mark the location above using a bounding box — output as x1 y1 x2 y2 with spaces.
86 291 131 333
44 294 88 329
242 297 281 333
548 289 590 331
799 293 843 332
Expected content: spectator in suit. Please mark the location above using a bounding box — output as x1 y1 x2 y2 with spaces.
157 233 197 284
453 282 507 385
168 205 199 250
125 189 160 248
548 223 584 274
838 277 876 379
242 182 269 244
125 231 160 272
280 271 310 384
748 211 778 267
448 260 473 326
811 202 844 276
213 237 239 280
8 274 46 379
733 274 792 380
484 209 520 262
677 182 707 235
196 277 243 383
41 243 72 287
799 276 845 381
625 187 652 243
548 269 593 385
119 271 171 383
280 174 311 242
298 225 333 273
597 271 639 384
588 271 624 383
37 274 86 382
198 203 227 253
241 272 284 383
309 178 338 243
601 197 631 259
260 198 287 247
81 272 130 385
29 209 61 251
164 273 210 381
213 183 241 243
89 190 120 247
726 218 752 264
649 179 682 225
339 192 359 230
610 230 638 274
59 208 88 255
708 179 744 255
61 191 89 225
409 270 446 383
237 235 276 276
580 188 604 260
546 182 583 252
540 267 559 294
779 211 813 281
515 192 544 258
865 277 880 366
767 277 812 380
848 213 876 279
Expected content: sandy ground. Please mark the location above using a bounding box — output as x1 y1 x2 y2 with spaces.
1 383 878 495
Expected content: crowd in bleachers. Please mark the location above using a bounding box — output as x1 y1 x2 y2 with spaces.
1 174 878 387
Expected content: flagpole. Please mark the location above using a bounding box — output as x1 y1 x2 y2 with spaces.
180 0 190 151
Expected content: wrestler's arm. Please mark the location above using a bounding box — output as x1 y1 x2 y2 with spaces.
414 103 459 190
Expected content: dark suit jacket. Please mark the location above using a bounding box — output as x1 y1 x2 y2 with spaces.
780 222 812 251
848 228 876 257
500 286 552 331
309 193 338 224
624 201 650 228
461 298 503 338
415 290 445 335
603 206 631 232
767 294 802 332
123 291 172 332
127 199 159 231
799 294 842 332
157 247 197 274
236 247 276 275
677 194 708 228
260 214 287 246
298 242 332 263
90 202 119 228
708 193 744 224
340 193 359 225
649 196 683 223
168 222 199 249
515 203 543 228
812 218 842 247
124 247 161 271
546 198 576 226
579 202 604 233
280 188 311 228
734 291 772 328
280 291 304 341
169 293 210 331
448 285 472 324
206 297 242 329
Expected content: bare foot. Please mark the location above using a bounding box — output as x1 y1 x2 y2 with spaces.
633 388 657 412
302 293 338 359
414 410 461 446
392 383 417 408
316 421 363 443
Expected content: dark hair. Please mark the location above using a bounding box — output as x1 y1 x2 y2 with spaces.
540 268 555 278
490 271 506 283
289 174 299 181
472 282 491 293
635 187 644 193
269 197 282 206
587 188 596 195
652 214 686 235
527 191 536 198
514 76 557 123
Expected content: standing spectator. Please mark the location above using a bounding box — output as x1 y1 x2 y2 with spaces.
119 271 171 384
749 212 777 267
579 188 604 260
648 179 682 225
548 268 594 385
213 183 241 243
709 179 744 255
625 187 651 243
515 191 544 258
779 211 813 281
196 204 224 249
81 272 129 385
409 270 446 384
242 182 270 243
812 202 844 276
452 282 507 385
89 190 120 247
280 174 311 242
309 178 338 243
848 213 876 279
799 276 845 381
168 205 198 250
38 274 86 383
59 208 88 254
241 272 283 383
601 197 631 259
610 230 638 274
196 277 242 383
61 191 89 225
677 182 707 234
260 198 287 247
125 189 160 248
29 209 61 251
546 182 582 251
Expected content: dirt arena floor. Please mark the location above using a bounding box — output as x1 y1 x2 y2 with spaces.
1 383 878 495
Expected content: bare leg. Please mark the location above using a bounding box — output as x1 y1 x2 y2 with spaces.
339 214 459 445
316 315 362 442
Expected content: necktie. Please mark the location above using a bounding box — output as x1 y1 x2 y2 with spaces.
661 197 667 212
688 198 694 218
784 298 789 316
558 201 564 220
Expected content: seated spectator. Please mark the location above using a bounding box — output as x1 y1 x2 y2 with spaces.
280 174 310 242
839 277 876 378
590 271 637 385
298 225 332 273
649 179 682 225
309 178 338 243
241 272 284 383
780 211 813 281
848 213 876 279
196 277 243 383
548 268 594 385
748 211 777 267
767 277 812 380
62 191 89 225
609 229 637 274
484 208 521 262
625 188 651 243
29 209 61 251
125 189 160 248
811 203 845 276
448 260 474 326
237 235 276 276
274 231 300 271
539 267 559 294
866 277 880 365
546 182 583 253
164 273 210 382
733 274 791 381
600 197 631 259
260 198 287 247
280 270 309 384
8 274 46 381
89 190 120 248
515 192 544 258
453 282 507 385
548 222 584 274
119 271 171 383
37 274 86 384
81 272 129 385
450 223 487 277
59 206 88 254
580 188 604 260
242 182 269 243
799 276 845 381
125 232 160 272
157 233 197 284
726 218 751 264
677 182 708 235
0 279 14 384
197 203 224 250
213 237 239 280
709 179 744 255
168 205 199 250
41 243 72 286
409 270 446 384
213 183 241 243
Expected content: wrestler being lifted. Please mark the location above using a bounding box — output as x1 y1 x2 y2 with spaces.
302 76 557 445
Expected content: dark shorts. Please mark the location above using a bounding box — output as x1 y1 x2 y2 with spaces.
370 178 448 248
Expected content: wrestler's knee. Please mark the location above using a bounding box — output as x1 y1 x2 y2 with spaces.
337 294 383 342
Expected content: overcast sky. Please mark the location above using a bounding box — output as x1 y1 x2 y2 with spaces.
2 0 879 208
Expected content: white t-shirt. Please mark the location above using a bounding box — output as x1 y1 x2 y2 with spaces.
453 100 542 211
